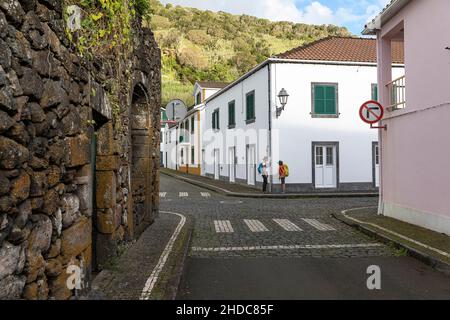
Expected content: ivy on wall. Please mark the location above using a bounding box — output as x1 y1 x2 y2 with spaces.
63 0 150 129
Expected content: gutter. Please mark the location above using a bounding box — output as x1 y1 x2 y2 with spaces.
363 0 411 35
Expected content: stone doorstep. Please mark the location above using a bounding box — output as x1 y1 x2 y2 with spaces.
161 169 379 199
85 213 193 300
333 208 450 277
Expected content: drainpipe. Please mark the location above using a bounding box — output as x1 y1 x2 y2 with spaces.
267 63 273 193
378 123 384 215
175 126 178 171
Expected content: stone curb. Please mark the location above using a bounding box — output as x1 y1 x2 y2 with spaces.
161 214 194 300
161 170 379 199
84 213 194 300
332 208 450 277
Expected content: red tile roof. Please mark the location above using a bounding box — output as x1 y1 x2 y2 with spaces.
276 37 404 64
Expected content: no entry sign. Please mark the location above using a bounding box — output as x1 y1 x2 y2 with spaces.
359 100 384 124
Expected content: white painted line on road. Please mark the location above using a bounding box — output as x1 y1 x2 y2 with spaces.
302 218 336 231
244 219 269 232
192 243 382 252
140 211 186 300
273 219 303 232
342 207 450 259
214 220 234 233
201 192 211 198
159 192 167 198
179 192 188 197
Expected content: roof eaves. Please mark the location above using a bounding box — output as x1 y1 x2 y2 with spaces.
204 60 270 104
363 0 411 35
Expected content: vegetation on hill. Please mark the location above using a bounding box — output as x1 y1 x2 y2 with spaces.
144 0 352 107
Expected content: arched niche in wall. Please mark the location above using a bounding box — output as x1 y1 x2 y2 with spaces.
130 83 155 237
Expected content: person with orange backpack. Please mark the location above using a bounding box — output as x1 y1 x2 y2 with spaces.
278 160 289 193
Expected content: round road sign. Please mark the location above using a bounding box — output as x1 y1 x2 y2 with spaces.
359 100 384 124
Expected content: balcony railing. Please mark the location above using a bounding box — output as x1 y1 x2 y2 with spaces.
386 75 406 110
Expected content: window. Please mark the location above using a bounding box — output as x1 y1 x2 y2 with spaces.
184 120 190 142
180 149 184 165
228 100 235 128
315 146 323 165
246 91 255 123
212 109 220 130
371 84 378 101
160 132 163 143
191 117 195 134
179 123 184 142
191 147 195 165
312 83 338 117
326 147 334 166
196 92 202 105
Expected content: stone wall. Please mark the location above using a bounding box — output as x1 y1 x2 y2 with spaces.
0 0 161 299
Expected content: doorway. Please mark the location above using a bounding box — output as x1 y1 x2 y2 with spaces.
246 144 256 186
214 149 220 180
373 142 380 187
313 143 338 189
229 147 236 183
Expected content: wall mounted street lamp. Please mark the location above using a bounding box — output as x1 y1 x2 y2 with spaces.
276 88 289 118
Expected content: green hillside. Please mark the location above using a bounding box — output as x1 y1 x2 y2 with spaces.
144 0 352 107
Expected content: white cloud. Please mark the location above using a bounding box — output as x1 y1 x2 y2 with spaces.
159 0 389 28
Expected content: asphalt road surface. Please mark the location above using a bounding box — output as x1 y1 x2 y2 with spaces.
159 174 450 300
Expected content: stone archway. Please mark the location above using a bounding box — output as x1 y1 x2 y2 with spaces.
130 83 155 237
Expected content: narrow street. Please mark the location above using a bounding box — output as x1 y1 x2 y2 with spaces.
159 174 450 300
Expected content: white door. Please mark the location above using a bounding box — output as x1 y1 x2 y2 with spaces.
374 143 380 187
315 145 337 188
229 147 235 183
214 149 220 180
247 145 256 186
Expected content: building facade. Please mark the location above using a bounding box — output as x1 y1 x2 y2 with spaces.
164 81 228 175
364 0 450 235
203 37 404 193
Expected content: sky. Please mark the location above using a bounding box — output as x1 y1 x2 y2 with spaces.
158 0 391 34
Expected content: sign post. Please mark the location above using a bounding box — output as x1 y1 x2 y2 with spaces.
359 100 386 130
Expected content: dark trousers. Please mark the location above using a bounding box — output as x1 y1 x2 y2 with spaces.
262 175 268 192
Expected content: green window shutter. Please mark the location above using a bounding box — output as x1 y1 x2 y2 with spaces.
314 84 337 115
246 92 255 120
325 86 336 114
372 84 378 101
217 111 219 129
229 101 235 125
246 95 250 120
212 112 215 129
161 110 168 122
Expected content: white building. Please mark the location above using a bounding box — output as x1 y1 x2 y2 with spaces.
203 37 404 193
163 81 228 174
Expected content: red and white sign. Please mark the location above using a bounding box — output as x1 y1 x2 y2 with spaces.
359 100 384 124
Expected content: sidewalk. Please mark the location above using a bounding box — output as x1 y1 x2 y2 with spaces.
333 207 450 276
86 211 192 300
161 168 379 199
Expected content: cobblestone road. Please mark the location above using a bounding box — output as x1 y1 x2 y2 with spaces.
160 175 391 259
160 174 450 299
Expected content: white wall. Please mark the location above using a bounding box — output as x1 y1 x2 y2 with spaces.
204 60 403 190
204 66 269 182
270 62 403 186
164 126 178 170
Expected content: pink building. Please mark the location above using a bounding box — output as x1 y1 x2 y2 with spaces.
364 0 450 235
